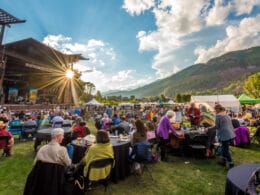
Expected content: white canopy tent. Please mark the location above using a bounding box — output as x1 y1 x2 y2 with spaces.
83 99 104 106
191 95 240 113
118 102 134 106
167 100 175 105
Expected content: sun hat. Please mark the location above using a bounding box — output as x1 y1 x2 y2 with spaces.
0 121 6 127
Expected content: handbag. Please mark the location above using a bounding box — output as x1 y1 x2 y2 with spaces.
64 165 85 195
215 145 222 156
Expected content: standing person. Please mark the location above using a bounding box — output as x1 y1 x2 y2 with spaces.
106 106 113 119
206 104 235 169
186 103 201 127
156 110 176 161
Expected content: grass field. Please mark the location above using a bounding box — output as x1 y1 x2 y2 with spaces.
1 123 260 195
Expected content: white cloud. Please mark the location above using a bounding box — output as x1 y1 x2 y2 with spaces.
232 0 260 16
122 0 155 16
112 70 134 82
79 68 155 92
42 34 155 92
194 14 260 63
43 35 116 68
43 34 71 49
136 0 206 78
205 0 232 26
124 0 260 78
87 39 105 47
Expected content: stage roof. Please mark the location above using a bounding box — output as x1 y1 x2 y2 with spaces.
0 38 87 88
0 8 26 25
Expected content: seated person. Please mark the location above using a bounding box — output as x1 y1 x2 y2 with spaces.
0 111 9 123
24 128 71 195
82 130 114 181
131 119 147 146
112 114 120 126
35 128 71 166
146 121 155 140
37 114 50 129
0 121 14 157
51 114 64 128
23 116 37 139
9 113 22 126
72 121 90 139
130 120 152 175
231 119 250 147
62 115 72 127
114 116 130 135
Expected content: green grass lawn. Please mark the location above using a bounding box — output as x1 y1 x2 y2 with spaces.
1 125 260 195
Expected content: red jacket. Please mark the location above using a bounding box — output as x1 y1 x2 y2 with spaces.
73 126 86 138
0 128 12 149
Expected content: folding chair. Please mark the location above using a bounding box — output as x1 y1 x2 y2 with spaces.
251 127 260 144
130 141 154 180
62 122 72 127
85 158 114 195
189 135 208 158
53 121 63 128
23 124 37 139
8 124 23 141
24 161 65 195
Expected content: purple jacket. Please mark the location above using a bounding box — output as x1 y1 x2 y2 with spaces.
156 116 175 140
234 126 250 146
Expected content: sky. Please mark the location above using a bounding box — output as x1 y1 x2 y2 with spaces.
1 0 260 93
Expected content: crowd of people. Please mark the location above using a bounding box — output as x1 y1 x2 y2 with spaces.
0 102 259 194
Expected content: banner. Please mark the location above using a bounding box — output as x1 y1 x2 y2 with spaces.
8 88 18 102
29 88 37 103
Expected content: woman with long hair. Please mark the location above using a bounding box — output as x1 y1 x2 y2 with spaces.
131 119 147 146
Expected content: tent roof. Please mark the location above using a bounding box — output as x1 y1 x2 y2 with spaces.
167 100 175 104
238 93 260 104
84 99 103 106
191 95 238 102
118 102 134 106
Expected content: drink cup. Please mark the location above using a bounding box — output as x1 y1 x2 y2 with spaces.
77 137 81 145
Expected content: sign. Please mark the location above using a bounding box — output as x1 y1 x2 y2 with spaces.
29 88 37 103
8 88 18 102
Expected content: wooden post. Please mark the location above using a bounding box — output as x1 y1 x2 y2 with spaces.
0 25 6 104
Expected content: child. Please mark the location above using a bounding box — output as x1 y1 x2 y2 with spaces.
146 121 156 140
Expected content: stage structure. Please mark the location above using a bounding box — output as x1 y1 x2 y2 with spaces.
0 38 87 104
0 8 26 102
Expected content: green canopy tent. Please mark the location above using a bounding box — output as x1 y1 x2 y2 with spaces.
238 93 260 104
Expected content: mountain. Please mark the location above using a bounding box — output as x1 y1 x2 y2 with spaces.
105 46 260 98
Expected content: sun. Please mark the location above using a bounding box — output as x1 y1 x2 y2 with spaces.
65 69 74 79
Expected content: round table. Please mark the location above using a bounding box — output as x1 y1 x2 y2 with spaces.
34 127 71 151
225 164 260 195
71 137 131 183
